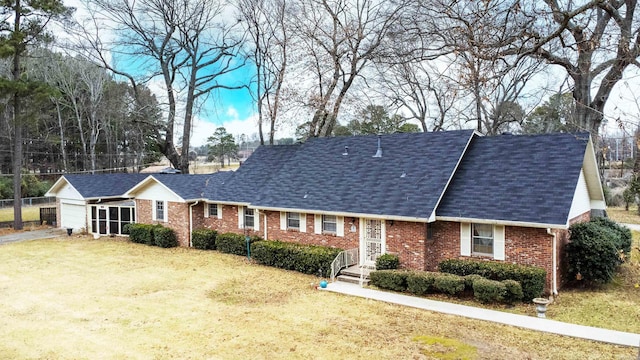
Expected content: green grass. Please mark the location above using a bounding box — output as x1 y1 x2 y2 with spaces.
0 206 42 222
0 237 634 359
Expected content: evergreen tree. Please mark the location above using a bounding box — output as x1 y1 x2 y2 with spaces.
0 0 70 229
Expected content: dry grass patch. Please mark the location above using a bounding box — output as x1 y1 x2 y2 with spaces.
0 206 41 222
0 237 635 359
607 206 640 225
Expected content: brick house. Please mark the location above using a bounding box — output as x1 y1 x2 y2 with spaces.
48 130 605 294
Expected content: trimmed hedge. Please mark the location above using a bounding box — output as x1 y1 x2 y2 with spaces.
473 278 505 303
406 271 436 295
128 223 176 248
128 224 155 245
216 233 262 256
502 279 524 304
251 241 342 278
369 270 408 292
154 226 178 248
192 228 217 250
433 273 465 295
376 254 400 270
438 259 545 301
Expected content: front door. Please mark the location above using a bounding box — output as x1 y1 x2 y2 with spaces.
361 219 384 266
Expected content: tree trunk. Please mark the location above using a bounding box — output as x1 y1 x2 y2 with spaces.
12 0 23 230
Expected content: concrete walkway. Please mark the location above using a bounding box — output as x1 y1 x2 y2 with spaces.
323 281 640 348
622 223 640 231
0 228 66 245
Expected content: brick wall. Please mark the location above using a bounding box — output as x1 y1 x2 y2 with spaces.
135 199 191 247
386 221 427 270
193 203 262 237
262 211 359 250
427 221 557 292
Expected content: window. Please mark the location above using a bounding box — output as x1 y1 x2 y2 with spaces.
472 223 493 255
287 212 300 230
322 215 337 233
155 201 165 222
244 208 254 228
208 203 218 217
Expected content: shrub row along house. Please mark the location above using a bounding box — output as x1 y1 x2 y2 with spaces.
46 130 605 294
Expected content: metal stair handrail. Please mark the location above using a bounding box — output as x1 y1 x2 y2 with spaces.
330 248 358 282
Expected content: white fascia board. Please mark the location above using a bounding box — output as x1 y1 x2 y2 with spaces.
124 175 185 202
582 136 606 203
45 176 71 197
436 216 567 230
251 205 430 223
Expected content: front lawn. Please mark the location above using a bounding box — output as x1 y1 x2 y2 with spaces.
0 237 634 359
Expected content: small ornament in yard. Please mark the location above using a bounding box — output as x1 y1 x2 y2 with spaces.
533 298 551 318
319 280 328 289
576 272 582 281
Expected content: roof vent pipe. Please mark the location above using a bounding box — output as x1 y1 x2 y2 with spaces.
343 146 349 156
373 134 382 158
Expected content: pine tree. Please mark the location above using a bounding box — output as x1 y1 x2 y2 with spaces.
0 0 70 229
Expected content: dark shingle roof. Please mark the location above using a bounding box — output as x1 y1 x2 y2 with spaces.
251 130 475 219
151 173 232 200
208 145 299 203
63 173 149 198
437 132 589 225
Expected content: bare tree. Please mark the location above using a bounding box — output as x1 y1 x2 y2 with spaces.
291 0 407 138
376 58 461 132
77 0 243 173
237 0 290 145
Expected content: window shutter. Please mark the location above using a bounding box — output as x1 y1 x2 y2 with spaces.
314 215 322 234
204 203 209 218
217 204 223 219
336 216 344 237
460 223 471 256
152 201 157 221
300 213 307 233
493 225 505 260
280 212 286 230
238 207 244 229
253 210 260 231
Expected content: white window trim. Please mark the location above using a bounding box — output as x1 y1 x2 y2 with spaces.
153 200 167 222
240 206 258 231
205 203 222 219
281 211 306 232
460 223 505 260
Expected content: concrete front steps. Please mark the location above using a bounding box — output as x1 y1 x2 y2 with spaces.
336 265 373 286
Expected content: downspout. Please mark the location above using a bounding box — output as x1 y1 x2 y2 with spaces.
547 228 558 296
263 211 268 240
189 201 199 247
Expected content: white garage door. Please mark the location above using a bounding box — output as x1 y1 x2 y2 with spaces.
60 202 87 231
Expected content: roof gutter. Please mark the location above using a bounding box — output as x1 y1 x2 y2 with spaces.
436 216 567 230
189 201 199 247
250 205 430 223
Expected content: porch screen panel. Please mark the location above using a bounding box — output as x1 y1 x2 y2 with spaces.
109 207 119 234
91 206 97 233
120 208 132 234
